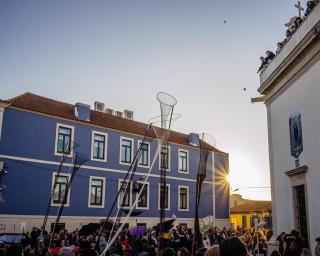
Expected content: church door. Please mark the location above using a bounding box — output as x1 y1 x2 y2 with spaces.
293 185 309 247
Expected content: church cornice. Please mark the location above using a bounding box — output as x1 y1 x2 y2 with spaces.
262 27 320 105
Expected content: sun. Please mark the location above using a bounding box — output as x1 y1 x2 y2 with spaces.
225 174 231 184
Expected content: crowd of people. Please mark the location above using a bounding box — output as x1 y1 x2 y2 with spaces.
257 0 319 74
1 223 319 256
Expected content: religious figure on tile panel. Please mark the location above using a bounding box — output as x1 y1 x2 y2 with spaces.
289 110 303 159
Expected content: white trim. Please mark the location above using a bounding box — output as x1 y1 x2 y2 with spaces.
0 154 213 184
137 140 151 168
158 145 171 171
90 131 108 162
51 172 71 207
178 185 189 211
88 176 106 208
158 183 170 211
136 181 150 210
117 179 132 209
54 123 75 157
178 149 189 174
119 136 134 166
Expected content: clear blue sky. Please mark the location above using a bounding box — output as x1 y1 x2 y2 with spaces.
0 0 306 200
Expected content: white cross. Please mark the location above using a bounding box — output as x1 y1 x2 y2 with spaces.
295 1 305 18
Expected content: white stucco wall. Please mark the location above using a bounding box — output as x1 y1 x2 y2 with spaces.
268 58 320 251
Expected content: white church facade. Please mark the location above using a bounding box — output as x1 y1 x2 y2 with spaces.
257 4 320 253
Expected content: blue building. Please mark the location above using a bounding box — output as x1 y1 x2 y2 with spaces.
0 93 230 233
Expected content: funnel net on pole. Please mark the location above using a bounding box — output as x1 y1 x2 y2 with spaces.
99 92 178 256
155 92 178 255
192 133 216 254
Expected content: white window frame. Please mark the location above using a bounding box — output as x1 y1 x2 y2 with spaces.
178 149 189 174
137 140 150 168
178 185 189 211
88 176 106 208
119 137 134 166
158 145 171 171
51 172 71 207
117 179 132 209
158 183 170 211
91 131 108 162
54 123 75 157
136 181 150 210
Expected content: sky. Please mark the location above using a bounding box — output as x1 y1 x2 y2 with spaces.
0 0 307 200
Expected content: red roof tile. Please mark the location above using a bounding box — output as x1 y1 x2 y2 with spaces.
3 92 226 153
231 201 272 214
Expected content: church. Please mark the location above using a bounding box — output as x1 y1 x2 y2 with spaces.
257 3 320 252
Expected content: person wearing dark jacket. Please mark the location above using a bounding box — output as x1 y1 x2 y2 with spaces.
257 56 268 73
305 0 316 17
266 51 276 63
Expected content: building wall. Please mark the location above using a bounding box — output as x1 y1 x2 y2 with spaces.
267 58 320 249
0 107 229 232
230 213 272 229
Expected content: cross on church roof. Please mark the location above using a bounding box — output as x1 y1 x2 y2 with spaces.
295 1 305 18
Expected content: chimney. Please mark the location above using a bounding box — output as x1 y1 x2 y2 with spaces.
94 101 105 112
105 108 114 115
188 133 199 146
124 110 134 120
115 111 123 118
75 103 91 121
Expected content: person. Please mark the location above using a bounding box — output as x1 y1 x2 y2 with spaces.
58 246 75 256
119 234 131 256
204 245 219 256
266 51 275 63
283 230 304 256
195 247 208 256
219 236 247 256
276 42 284 54
177 247 190 256
277 232 287 256
161 247 175 256
284 29 292 44
4 246 22 256
315 237 320 256
305 0 316 17
270 251 281 256
257 56 268 73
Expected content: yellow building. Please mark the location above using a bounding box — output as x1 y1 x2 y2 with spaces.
230 200 272 229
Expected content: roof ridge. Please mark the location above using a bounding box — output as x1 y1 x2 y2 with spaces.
8 91 33 101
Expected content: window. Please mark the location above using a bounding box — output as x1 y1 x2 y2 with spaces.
178 186 189 211
138 141 150 167
91 132 107 161
118 181 132 208
89 177 105 208
55 124 74 156
250 216 260 228
120 137 133 164
242 216 247 229
159 146 170 170
158 184 170 210
51 173 71 206
136 182 149 209
178 149 189 173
